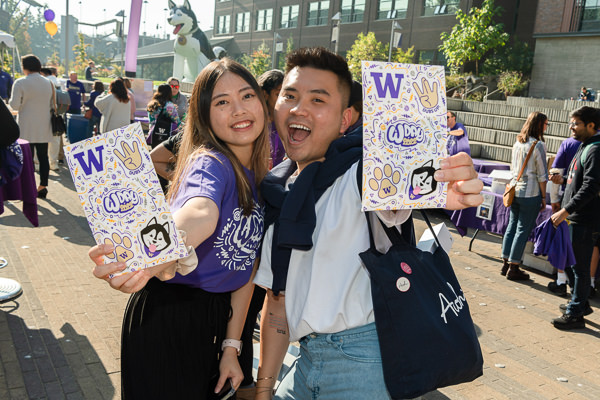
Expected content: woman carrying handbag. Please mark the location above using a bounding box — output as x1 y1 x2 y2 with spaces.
147 84 181 149
501 111 549 280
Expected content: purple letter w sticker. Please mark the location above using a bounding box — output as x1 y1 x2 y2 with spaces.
73 145 105 175
370 72 404 99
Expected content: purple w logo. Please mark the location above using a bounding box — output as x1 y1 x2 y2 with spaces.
73 145 105 175
370 72 404 99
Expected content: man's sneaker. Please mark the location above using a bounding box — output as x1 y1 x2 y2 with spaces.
552 314 585 330
547 281 567 296
559 302 593 316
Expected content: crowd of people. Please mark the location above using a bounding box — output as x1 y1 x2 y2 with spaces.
2 46 599 399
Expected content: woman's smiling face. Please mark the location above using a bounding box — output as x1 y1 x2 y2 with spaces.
209 71 265 157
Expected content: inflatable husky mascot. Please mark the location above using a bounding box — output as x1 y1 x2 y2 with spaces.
167 0 216 82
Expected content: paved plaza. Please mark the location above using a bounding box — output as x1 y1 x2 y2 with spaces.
0 164 598 400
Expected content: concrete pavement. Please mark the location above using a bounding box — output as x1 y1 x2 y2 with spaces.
0 164 598 399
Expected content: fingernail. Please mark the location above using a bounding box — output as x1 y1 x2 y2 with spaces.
434 170 444 180
117 262 127 270
440 159 450 169
105 244 114 252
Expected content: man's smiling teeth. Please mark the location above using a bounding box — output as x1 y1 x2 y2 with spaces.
233 121 251 129
289 123 311 132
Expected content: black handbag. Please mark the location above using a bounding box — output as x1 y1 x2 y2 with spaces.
149 107 173 148
359 211 483 399
50 83 66 136
51 110 66 136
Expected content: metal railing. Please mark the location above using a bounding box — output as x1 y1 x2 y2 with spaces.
462 85 488 100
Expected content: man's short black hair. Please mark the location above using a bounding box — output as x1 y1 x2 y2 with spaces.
21 54 41 73
285 47 352 109
571 106 600 131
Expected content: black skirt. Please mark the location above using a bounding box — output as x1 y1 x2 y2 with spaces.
121 278 232 399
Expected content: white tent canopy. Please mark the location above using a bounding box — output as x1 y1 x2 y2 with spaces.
0 31 15 49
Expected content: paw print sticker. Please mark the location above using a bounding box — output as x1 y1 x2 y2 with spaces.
369 164 401 199
104 233 134 263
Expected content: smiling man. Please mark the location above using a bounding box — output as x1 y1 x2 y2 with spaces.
253 47 483 400
550 106 600 330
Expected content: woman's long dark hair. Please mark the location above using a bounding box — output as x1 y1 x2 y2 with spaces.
147 84 173 112
109 79 129 103
167 58 270 216
517 111 547 143
93 80 104 93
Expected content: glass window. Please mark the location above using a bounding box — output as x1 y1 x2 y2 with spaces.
280 5 300 28
377 0 408 20
307 1 330 26
217 15 230 34
581 0 600 31
418 49 447 67
341 0 366 23
236 12 250 33
422 0 460 16
256 8 274 31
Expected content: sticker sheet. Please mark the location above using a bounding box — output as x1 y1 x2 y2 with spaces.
361 61 448 211
64 123 188 275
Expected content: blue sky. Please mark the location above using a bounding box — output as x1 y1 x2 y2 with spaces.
46 0 215 39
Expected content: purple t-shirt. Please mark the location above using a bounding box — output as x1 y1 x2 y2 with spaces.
167 151 264 292
552 137 580 170
269 121 285 168
447 122 471 156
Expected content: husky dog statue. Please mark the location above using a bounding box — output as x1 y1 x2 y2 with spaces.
167 0 216 82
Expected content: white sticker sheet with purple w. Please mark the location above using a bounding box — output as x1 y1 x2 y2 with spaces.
361 61 448 211
64 123 188 275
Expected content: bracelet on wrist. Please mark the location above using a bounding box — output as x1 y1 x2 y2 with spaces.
221 338 242 356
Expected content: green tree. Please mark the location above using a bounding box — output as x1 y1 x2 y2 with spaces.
72 33 91 75
439 0 509 75
346 32 387 82
278 36 294 71
392 46 415 64
481 38 534 76
240 41 271 78
7 0 32 56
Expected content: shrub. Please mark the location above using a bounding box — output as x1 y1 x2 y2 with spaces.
497 71 528 97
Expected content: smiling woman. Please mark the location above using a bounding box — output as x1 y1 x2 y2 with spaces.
88 58 270 399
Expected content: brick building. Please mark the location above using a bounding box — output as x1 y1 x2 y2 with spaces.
529 0 600 99
213 0 537 67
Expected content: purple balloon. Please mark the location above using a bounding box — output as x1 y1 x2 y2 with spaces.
44 9 55 22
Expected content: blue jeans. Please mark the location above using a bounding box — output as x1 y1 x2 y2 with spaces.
275 323 392 400
501 195 541 264
87 114 100 136
566 224 599 317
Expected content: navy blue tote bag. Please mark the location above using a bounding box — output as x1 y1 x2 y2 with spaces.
359 212 483 399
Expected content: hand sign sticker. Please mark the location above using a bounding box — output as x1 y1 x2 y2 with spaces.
114 141 143 171
412 77 439 109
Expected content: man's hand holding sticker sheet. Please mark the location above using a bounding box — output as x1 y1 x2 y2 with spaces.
361 61 482 212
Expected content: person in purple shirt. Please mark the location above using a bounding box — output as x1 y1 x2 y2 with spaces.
258 69 285 168
66 71 85 114
0 67 13 100
84 80 104 136
88 59 271 398
447 111 471 156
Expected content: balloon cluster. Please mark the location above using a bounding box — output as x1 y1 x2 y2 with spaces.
44 9 57 37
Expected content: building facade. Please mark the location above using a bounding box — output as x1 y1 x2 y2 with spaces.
529 0 600 99
213 0 537 67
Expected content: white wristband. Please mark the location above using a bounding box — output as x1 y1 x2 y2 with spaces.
221 339 243 356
